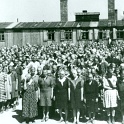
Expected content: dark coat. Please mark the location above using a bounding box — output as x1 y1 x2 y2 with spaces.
54 78 69 109
84 79 98 100
69 77 84 109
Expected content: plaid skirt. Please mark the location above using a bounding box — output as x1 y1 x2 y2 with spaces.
103 89 118 108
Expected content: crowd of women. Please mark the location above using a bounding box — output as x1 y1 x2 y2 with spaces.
0 40 124 124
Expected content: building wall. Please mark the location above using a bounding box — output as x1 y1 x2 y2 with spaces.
1 27 122 48
5 30 14 47
13 31 23 46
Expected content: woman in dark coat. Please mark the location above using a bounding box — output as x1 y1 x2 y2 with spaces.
117 73 124 124
84 73 98 124
22 67 38 124
68 69 84 124
54 70 69 123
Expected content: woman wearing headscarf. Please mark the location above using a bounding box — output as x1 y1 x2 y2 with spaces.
68 69 84 124
54 70 69 124
22 67 38 124
103 67 118 124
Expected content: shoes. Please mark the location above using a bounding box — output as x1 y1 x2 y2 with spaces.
122 120 124 124
21 122 26 124
59 118 64 123
65 121 68 124
107 116 111 124
45 116 49 122
91 119 95 124
41 117 45 122
86 120 91 124
73 121 76 124
111 116 115 124
76 120 80 124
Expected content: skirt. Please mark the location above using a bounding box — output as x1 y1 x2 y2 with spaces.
86 98 98 113
40 89 52 106
103 89 118 108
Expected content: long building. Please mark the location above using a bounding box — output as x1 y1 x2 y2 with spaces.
0 0 124 47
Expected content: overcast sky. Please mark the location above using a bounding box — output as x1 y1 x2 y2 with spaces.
0 0 124 22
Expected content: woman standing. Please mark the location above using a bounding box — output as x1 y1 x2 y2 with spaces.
117 73 124 124
38 69 54 122
22 67 38 124
103 68 118 124
8 65 18 110
68 69 84 124
84 73 98 124
54 70 69 124
0 66 7 113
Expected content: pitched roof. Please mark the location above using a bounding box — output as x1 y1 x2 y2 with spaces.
0 22 12 29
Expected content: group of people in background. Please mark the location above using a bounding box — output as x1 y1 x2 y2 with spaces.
0 40 124 124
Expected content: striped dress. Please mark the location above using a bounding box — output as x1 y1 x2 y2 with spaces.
0 72 6 102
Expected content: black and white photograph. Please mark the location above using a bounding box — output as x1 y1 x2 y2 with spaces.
0 0 124 124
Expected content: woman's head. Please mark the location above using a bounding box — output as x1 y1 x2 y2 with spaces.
59 70 65 79
29 67 35 76
71 69 78 78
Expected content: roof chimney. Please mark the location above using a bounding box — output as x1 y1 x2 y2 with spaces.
60 0 68 22
108 0 115 21
82 10 87 13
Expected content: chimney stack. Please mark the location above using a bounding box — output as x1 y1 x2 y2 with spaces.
108 0 115 21
60 0 68 22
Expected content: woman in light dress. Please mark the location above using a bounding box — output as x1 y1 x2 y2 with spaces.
103 68 118 124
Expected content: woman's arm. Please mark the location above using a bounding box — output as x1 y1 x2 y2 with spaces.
68 80 70 100
103 78 112 90
24 78 27 90
81 87 84 101
81 80 84 101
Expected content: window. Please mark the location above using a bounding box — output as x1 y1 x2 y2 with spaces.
99 31 103 39
0 32 5 42
65 30 72 40
98 30 106 39
81 31 89 39
117 30 123 39
48 30 55 41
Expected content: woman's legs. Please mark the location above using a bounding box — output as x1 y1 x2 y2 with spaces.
106 108 111 124
121 110 124 124
76 109 80 123
59 109 64 121
64 108 68 122
46 106 49 121
41 106 45 121
111 107 115 124
73 109 76 123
